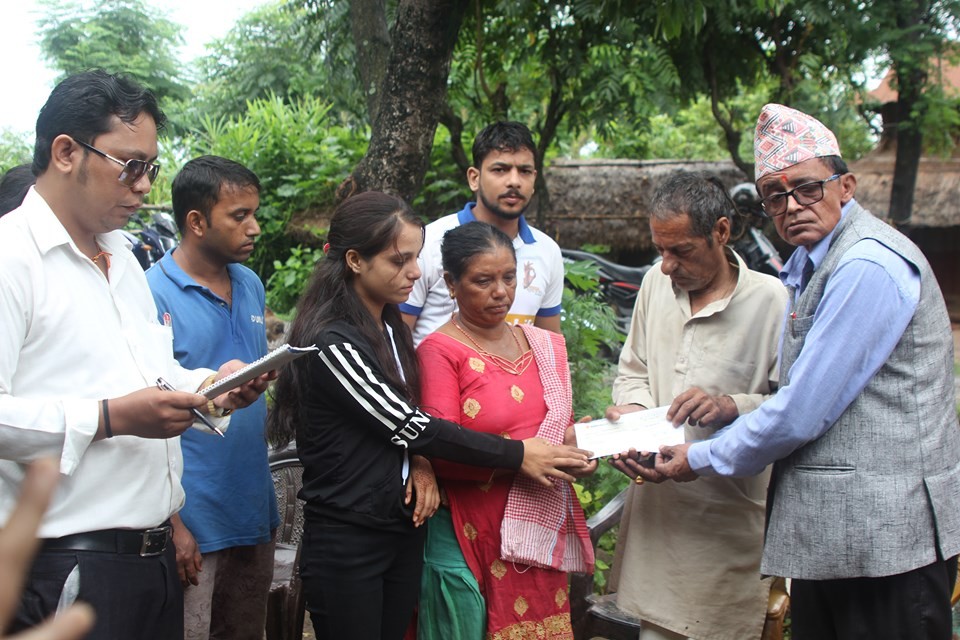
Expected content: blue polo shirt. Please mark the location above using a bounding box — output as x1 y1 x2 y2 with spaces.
146 250 279 553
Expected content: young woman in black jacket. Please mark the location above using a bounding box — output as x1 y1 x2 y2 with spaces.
269 192 589 640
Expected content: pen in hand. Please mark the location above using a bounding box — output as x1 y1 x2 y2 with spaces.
156 377 225 438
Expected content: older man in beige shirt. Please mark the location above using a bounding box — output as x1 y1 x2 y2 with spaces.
607 172 787 640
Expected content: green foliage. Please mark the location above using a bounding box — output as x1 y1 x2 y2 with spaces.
179 94 367 283
443 0 683 170
0 131 32 174
176 1 365 128
560 256 633 591
266 245 326 315
561 259 623 421
918 82 960 156
36 0 190 104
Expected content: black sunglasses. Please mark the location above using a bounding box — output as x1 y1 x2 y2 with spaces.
760 174 841 217
74 139 160 187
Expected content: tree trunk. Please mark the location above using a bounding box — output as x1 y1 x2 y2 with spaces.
888 0 930 228
531 71 567 226
438 102 470 176
889 66 925 227
348 0 392 125
343 0 468 203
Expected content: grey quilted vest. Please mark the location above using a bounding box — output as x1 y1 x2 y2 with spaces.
762 203 960 580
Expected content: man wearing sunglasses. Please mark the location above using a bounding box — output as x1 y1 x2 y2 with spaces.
0 70 272 639
654 103 960 639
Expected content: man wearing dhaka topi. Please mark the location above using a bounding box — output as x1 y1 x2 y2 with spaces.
651 104 960 640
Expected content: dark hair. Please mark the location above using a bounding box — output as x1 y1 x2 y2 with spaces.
268 192 423 448
171 155 261 232
650 171 736 245
471 121 537 168
819 155 849 175
33 69 165 175
0 164 36 217
441 221 516 282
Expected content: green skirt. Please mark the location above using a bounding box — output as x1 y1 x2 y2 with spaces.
417 507 486 640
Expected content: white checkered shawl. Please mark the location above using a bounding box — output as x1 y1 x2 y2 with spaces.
499 324 595 573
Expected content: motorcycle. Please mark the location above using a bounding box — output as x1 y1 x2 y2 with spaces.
122 209 179 270
563 182 783 336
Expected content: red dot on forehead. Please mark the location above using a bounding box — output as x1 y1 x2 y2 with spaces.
779 175 788 185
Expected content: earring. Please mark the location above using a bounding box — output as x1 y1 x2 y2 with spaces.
449 290 456 299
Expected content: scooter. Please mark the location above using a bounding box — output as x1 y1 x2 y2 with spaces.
124 209 178 270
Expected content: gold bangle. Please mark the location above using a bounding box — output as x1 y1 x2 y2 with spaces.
200 373 217 391
207 399 232 418
200 374 231 417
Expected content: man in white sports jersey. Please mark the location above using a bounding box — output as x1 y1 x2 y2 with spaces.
401 121 564 346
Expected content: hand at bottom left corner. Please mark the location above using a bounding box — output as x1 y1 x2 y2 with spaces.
0 459 96 640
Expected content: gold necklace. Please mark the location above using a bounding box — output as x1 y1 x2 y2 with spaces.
452 318 533 376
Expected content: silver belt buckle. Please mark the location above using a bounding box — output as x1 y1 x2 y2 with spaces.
139 526 171 557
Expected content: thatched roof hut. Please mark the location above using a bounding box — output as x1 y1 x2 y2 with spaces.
851 153 960 228
541 159 747 252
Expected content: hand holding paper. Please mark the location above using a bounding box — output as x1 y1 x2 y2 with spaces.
574 405 684 460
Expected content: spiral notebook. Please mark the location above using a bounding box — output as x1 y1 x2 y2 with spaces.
199 344 318 399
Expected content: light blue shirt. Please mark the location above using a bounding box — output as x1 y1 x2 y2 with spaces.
687 200 921 477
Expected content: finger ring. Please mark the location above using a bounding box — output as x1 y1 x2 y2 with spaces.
634 475 644 485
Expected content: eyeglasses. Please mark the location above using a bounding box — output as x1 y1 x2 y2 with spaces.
760 174 842 217
74 139 160 187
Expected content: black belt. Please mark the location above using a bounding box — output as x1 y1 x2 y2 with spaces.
41 524 172 557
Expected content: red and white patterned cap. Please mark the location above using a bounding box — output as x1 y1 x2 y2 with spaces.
754 104 841 179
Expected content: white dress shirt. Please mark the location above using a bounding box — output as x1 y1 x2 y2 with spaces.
0 188 213 537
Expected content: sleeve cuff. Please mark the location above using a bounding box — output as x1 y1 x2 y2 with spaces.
686 441 718 477
536 304 562 318
60 399 100 476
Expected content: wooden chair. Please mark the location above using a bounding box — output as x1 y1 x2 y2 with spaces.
952 565 960 606
265 444 306 640
570 487 789 640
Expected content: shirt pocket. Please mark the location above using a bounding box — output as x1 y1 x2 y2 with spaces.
136 323 175 384
788 313 815 340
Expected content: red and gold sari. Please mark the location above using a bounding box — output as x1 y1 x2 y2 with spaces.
416 325 592 640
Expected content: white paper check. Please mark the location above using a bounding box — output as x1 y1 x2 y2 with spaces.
574 406 684 459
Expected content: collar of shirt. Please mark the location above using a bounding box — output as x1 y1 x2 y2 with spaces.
457 201 536 244
779 198 857 290
23 187 134 282
674 246 745 319
154 249 239 298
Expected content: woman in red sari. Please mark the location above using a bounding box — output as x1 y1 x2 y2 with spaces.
416 222 595 640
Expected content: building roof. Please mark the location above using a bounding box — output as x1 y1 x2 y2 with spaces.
868 56 960 104
542 159 747 250
851 154 960 227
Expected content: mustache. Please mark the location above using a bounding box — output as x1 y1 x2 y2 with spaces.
500 190 524 200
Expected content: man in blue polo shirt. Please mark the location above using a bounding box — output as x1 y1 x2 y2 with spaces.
401 121 564 346
146 156 279 640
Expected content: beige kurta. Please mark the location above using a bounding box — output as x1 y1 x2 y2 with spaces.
610 249 788 640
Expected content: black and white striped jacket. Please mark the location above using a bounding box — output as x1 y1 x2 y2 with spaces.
295 321 524 532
